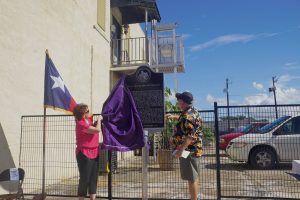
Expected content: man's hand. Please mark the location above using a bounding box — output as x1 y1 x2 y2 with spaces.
165 113 179 120
165 113 172 119
174 149 183 158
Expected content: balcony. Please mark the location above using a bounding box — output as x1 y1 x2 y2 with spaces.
111 35 185 73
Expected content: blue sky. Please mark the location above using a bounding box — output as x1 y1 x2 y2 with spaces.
156 0 300 110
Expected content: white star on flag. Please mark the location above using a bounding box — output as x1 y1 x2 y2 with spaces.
50 75 66 92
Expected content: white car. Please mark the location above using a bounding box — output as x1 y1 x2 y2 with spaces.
226 115 300 169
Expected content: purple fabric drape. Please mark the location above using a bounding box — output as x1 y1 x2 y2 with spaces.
101 75 145 151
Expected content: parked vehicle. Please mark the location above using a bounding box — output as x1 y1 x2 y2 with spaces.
219 122 268 150
226 115 300 169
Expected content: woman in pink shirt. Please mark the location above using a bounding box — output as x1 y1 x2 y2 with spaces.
73 103 102 200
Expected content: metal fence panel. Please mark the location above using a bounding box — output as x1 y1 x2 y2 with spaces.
20 105 300 200
20 115 108 198
20 111 216 200
107 110 216 200
216 104 300 200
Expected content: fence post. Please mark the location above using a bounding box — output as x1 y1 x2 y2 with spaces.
108 151 112 200
214 102 221 200
142 130 149 200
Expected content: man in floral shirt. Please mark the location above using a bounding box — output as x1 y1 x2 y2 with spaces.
166 91 203 200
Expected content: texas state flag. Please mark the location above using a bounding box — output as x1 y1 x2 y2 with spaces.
44 51 77 113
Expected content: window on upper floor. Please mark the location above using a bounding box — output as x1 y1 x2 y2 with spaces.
97 0 106 31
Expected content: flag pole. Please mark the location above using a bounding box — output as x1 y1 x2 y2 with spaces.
42 107 46 199
42 49 49 199
42 49 75 199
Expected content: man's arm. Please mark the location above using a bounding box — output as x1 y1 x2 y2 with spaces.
174 136 193 158
165 113 179 120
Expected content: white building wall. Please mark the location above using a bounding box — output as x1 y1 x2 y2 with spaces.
0 0 111 193
128 23 146 38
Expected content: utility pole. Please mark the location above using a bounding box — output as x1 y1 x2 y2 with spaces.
224 78 230 132
269 76 278 119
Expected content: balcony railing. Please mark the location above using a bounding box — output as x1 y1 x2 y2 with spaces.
111 36 184 73
111 37 148 66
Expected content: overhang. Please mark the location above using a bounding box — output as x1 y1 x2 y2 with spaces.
111 0 161 24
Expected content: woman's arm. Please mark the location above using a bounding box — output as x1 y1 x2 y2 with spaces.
87 115 102 134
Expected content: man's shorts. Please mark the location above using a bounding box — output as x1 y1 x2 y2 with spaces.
179 155 200 181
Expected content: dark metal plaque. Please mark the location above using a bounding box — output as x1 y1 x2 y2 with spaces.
125 65 164 128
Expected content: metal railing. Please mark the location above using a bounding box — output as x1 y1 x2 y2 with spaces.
111 37 148 66
150 36 184 67
111 36 184 72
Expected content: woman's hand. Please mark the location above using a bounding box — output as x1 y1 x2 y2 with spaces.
96 115 103 129
97 115 103 123
88 115 102 134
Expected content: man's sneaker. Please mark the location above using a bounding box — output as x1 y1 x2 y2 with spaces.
197 193 201 200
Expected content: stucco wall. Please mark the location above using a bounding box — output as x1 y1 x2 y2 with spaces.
0 0 111 193
128 23 146 39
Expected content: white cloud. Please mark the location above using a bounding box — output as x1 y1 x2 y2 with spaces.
283 62 300 70
206 94 215 103
244 94 271 105
182 33 191 40
278 74 300 83
276 87 299 104
190 34 256 52
245 75 300 105
278 74 292 82
258 32 280 37
245 88 300 105
190 32 279 52
284 62 297 67
205 74 300 107
253 82 264 91
206 94 227 106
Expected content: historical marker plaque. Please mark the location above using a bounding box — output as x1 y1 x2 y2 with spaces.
125 65 164 128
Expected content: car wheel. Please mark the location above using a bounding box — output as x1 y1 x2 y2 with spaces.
250 147 276 169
